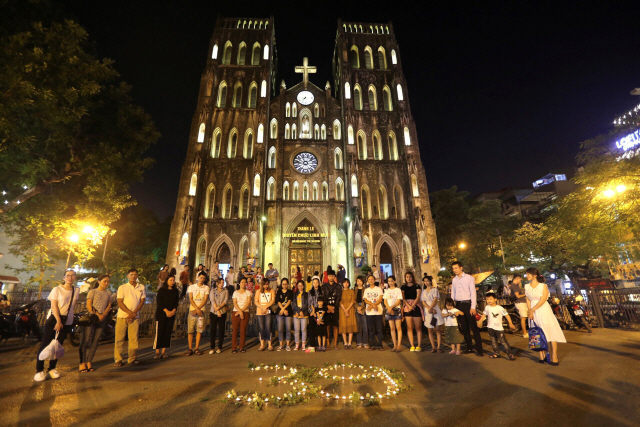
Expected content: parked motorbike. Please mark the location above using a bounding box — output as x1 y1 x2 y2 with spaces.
68 302 117 347
0 300 43 343
564 295 593 333
548 296 567 329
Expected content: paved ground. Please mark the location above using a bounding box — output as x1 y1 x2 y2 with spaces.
1 327 639 427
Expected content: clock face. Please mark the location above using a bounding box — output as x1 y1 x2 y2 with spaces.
297 90 314 105
293 152 318 174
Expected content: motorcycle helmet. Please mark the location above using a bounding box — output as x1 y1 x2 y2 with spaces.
575 295 584 302
552 297 560 305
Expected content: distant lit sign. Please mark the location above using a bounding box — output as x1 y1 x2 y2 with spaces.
532 174 566 189
578 278 613 290
615 129 640 152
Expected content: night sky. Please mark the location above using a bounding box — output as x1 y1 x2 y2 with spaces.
63 1 640 219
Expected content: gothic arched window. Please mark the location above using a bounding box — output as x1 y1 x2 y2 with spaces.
251 42 261 65
217 81 227 108
364 46 373 69
211 44 218 59
368 85 377 111
222 41 232 65
233 82 242 108
243 130 253 159
227 129 238 158
350 46 359 68
253 174 261 196
353 85 362 110
205 184 215 218
383 86 393 112
189 173 197 196
248 82 257 108
378 47 387 70
268 146 276 168
237 42 246 65
333 120 341 139
197 123 205 143
211 128 221 158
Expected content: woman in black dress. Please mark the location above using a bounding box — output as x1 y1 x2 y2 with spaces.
401 271 423 352
154 274 180 359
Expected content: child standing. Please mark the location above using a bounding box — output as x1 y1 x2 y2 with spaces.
442 297 464 355
312 297 327 351
477 291 516 360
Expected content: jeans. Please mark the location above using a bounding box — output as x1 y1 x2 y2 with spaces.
36 316 72 373
293 317 308 344
277 315 293 342
455 301 483 353
114 317 139 363
488 328 512 355
366 315 384 348
355 312 368 345
210 312 227 349
79 315 109 363
256 315 272 341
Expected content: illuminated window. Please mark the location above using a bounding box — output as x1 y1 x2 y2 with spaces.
283 181 290 200
351 175 358 197
239 186 249 218
364 46 373 69
292 123 297 139
373 131 382 160
197 123 205 143
248 83 257 108
334 148 343 169
404 127 411 146
322 181 328 200
243 129 253 159
335 178 344 201
391 49 397 65
227 129 238 158
344 82 351 99
189 173 197 196
292 102 297 117
368 85 377 111
348 126 354 144
411 175 419 197
237 42 246 65
378 47 387 70
321 124 326 140
251 42 261 65
217 81 227 108
383 86 393 111
314 124 319 140
378 186 388 220
285 123 290 139
233 82 242 108
268 146 276 168
314 103 319 118
293 181 299 201
354 85 362 110
357 131 367 160
205 184 215 218
397 84 404 101
253 174 261 196
222 41 232 65
263 44 269 60
196 237 206 266
212 44 218 59
222 186 232 219
313 181 319 201
333 120 341 139
270 119 277 139
388 132 398 161
211 128 221 158
267 177 275 200
257 124 264 143
285 102 291 117
350 46 359 68
261 80 267 97
403 236 413 267
361 186 370 219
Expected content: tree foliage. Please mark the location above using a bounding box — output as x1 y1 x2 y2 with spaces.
430 186 470 266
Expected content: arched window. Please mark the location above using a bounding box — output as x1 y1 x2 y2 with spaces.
335 178 344 201
411 174 419 197
283 181 290 200
222 41 232 65
348 126 354 145
378 47 387 70
233 82 242 108
248 83 257 108
351 175 358 197
227 129 238 158
268 146 276 168
344 82 351 99
388 132 399 160
303 181 309 201
321 124 326 140
237 42 246 65
211 128 221 158
291 124 297 139
251 42 261 65
243 129 253 159
368 85 377 111
285 102 291 117
391 49 397 65
293 181 299 201
383 86 393 111
333 120 341 139
313 181 319 201
253 174 260 196
239 186 249 219
263 44 269 60
361 186 371 219
270 119 277 139
189 173 197 196
196 236 206 266
322 181 328 200
364 46 373 69
197 123 205 143
222 185 233 219
403 236 413 268
261 80 267 97
285 123 290 139
180 233 189 259
357 131 367 160
212 44 218 59
217 81 227 108
404 127 411 146
314 103 319 118
334 148 343 169
350 46 359 68
378 186 388 220
373 131 382 160
292 102 297 117
257 124 264 143
353 85 362 110
397 84 404 101
205 184 215 218
393 186 405 219
267 177 275 200
314 124 319 140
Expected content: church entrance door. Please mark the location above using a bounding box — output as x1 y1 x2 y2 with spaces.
286 219 324 283
379 242 394 283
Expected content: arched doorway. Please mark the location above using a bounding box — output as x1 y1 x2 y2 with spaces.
379 242 394 282
215 242 231 278
288 218 323 282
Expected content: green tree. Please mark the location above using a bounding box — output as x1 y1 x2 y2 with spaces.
429 186 470 266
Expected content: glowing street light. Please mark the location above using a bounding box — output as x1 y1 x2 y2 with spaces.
616 184 626 193
603 189 615 198
83 225 94 234
458 242 467 250
69 234 79 243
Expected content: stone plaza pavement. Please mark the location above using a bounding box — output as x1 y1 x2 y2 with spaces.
0 328 639 427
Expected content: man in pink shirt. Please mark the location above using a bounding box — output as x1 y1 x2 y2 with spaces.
451 261 483 356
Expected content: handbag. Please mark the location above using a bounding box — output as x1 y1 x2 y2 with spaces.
39 331 65 360
78 312 98 326
528 320 548 352
430 314 438 327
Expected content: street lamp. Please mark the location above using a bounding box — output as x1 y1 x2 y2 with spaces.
66 234 79 269
458 243 467 250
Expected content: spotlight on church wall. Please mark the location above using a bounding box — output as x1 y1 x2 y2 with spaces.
345 216 350 222
261 216 266 221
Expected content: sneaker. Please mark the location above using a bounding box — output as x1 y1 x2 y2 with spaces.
293 344 299 351
215 348 221 354
48 369 61 379
277 346 282 352
34 372 46 382
302 344 306 351
449 349 456 354
410 346 416 352
357 345 362 349
415 346 422 352
455 351 461 356
364 344 370 349
286 346 291 352
209 350 215 355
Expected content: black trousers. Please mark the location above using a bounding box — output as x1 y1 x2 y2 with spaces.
488 328 512 355
210 312 227 349
36 316 72 373
455 301 483 353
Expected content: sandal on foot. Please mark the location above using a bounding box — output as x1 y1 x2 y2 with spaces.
194 349 204 355
130 359 140 364
231 349 237 354
436 349 443 354
185 349 194 356
489 354 500 359
240 349 246 353
79 368 89 373
431 348 437 353
114 361 124 367
508 354 516 361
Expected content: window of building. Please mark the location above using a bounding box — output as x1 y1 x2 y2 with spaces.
217 81 227 108
333 120 341 139
267 177 275 200
253 174 260 196
348 125 354 144
251 42 261 65
357 131 367 160
286 102 291 117
268 146 276 168
314 124 319 140
394 186 405 219
383 86 393 111
313 181 319 201
373 131 382 160
263 44 269 60
314 103 319 118
404 127 411 145
233 83 242 108
240 186 249 219
303 181 309 201
364 46 373 69
270 119 277 139
283 181 290 200
292 102 297 117
222 41 232 65
361 186 370 219
292 123 297 139
378 186 388 220
378 47 387 70
189 173 197 196
211 128 221 158
321 124 326 140
243 130 253 159
293 181 299 201
335 178 344 201
403 236 413 267
222 186 232 219
351 175 358 197
212 44 218 59
397 84 404 101
391 49 397 65
322 181 328 200
411 174 419 197
261 80 267 97
205 184 215 218
285 123 290 139
344 82 351 99
237 42 246 65
388 132 398 161
368 85 377 111
197 123 205 143
334 148 343 169
354 85 362 110
248 83 257 108
350 46 359 68
227 129 238 158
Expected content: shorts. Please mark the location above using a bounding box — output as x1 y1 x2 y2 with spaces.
386 314 403 321
324 311 340 327
188 313 205 334
444 325 464 344
404 308 422 318
515 302 528 317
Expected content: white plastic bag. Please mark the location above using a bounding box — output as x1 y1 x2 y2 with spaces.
39 331 65 361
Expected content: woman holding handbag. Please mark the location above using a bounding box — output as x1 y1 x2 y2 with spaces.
255 280 275 351
209 278 228 354
79 274 113 372
525 267 566 365
34 269 79 382
154 274 180 358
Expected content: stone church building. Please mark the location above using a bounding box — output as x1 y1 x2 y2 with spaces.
166 17 440 282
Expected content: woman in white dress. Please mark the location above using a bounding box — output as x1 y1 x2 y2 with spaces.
421 276 444 353
525 267 566 365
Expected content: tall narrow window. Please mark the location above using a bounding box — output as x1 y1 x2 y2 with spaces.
403 237 413 268
388 132 398 160
189 173 197 196
334 148 343 169
233 83 242 108
222 41 232 65
368 86 377 111
268 147 276 168
335 178 344 201
205 184 215 218
212 44 218 59
350 46 359 68
243 130 253 159
217 81 227 108
321 124 326 140
263 44 269 60
361 187 370 219
251 42 261 65
248 83 257 108
357 132 367 160
397 84 404 101
354 85 362 110
378 186 388 220
292 103 297 117
383 86 393 111
404 127 411 146
270 119 277 139
196 237 206 266
411 175 419 197
322 182 328 200
292 124 297 139
378 47 387 70
285 123 290 139
261 80 267 97
348 126 354 144
344 82 351 99
211 128 221 158
257 124 264 143
253 174 260 196
373 133 381 160
237 42 246 65
293 181 299 201
223 186 232 219
197 123 205 143
227 130 237 158
314 125 319 140
285 102 291 117
283 181 290 200
351 175 358 197
267 177 275 200
303 182 309 201
394 186 405 219
240 187 249 218
314 103 319 118
364 47 373 69
391 49 397 64
333 120 341 139
313 182 319 201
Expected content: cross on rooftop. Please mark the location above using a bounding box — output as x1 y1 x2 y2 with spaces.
295 57 317 88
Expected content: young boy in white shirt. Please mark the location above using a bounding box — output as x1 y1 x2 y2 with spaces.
477 291 516 360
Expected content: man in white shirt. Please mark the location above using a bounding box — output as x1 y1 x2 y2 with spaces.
451 261 483 356
114 268 146 366
363 275 385 350
185 271 210 355
265 263 279 292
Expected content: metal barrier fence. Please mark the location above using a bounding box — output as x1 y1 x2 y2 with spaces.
589 288 640 328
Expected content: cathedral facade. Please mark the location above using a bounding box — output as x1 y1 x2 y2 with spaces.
166 17 440 282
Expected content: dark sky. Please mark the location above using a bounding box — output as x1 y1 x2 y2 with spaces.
64 1 640 219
